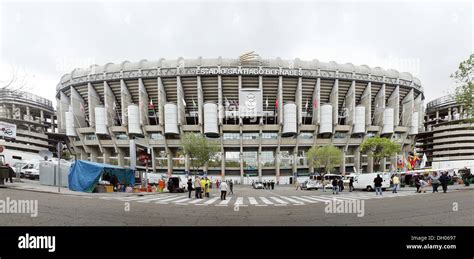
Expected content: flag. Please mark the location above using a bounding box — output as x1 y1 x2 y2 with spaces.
313 98 317 109
265 98 268 109
275 99 279 110
192 96 196 108
148 99 154 109
183 98 186 107
420 153 427 169
305 97 309 112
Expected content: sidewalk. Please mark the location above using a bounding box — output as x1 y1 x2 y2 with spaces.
2 179 169 197
393 184 474 192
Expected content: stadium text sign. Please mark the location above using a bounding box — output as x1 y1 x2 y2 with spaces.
196 67 303 76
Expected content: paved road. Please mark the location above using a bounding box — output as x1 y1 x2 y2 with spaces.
0 186 473 226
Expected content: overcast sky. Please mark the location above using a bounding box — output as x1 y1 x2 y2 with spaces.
0 0 472 106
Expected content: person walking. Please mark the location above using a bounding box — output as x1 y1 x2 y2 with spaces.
220 180 228 200
205 177 211 197
430 172 440 193
332 178 338 194
392 174 400 193
349 177 354 192
216 179 220 189
271 180 275 190
439 172 450 193
229 180 234 195
338 178 344 193
6 164 14 183
374 174 383 196
194 177 202 199
187 178 193 198
295 180 300 190
263 181 267 190
200 177 207 198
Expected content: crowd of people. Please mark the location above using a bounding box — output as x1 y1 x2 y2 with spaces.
187 177 234 200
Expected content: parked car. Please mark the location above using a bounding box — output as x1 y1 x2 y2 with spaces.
301 180 319 190
23 161 40 180
252 181 264 189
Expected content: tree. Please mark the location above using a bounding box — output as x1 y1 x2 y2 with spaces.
452 54 474 122
0 66 29 93
181 133 219 176
360 136 400 172
306 145 342 175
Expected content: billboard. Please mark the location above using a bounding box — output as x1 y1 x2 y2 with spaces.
0 121 17 139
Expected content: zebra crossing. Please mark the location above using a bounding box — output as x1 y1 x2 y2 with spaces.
94 191 426 208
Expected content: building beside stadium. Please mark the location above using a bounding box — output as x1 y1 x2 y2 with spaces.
0 89 59 164
55 57 424 183
416 95 474 171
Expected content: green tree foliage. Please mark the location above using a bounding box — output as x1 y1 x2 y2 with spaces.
452 54 474 122
306 145 342 174
360 137 400 171
181 133 219 175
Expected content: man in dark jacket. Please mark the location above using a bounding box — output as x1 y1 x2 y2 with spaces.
439 172 450 193
332 178 339 194
349 177 354 192
271 180 275 190
414 176 421 193
187 178 193 198
338 178 344 192
373 174 383 196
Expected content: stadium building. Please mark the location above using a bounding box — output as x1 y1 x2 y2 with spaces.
0 89 60 164
416 95 474 171
55 57 424 183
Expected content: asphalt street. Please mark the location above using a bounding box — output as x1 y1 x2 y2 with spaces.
1 186 473 226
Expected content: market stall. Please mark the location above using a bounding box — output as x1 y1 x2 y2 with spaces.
68 160 135 193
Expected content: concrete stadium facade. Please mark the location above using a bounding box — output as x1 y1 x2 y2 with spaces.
56 57 424 183
416 95 474 171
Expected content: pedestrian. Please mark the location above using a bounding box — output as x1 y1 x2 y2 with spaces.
392 174 400 193
349 177 354 192
419 179 428 193
6 164 14 183
271 180 275 190
205 177 211 197
373 174 383 196
216 179 220 189
332 178 338 194
430 172 440 193
338 178 344 193
187 178 193 198
220 180 228 200
414 176 421 193
200 177 207 198
194 177 202 198
263 181 267 189
229 180 234 195
439 172 450 193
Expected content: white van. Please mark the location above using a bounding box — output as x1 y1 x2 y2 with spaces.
353 173 390 191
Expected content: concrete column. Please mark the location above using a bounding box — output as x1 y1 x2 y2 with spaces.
341 151 346 175
257 151 262 182
218 74 223 125
354 146 361 173
80 149 88 161
381 157 386 173
292 147 297 177
103 148 111 164
167 148 173 176
221 150 226 180
90 148 98 162
11 104 16 119
50 114 55 133
275 149 280 182
25 106 31 131
117 150 124 167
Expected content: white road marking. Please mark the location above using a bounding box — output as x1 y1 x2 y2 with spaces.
216 197 232 206
279 196 305 205
290 196 319 203
248 197 259 205
269 197 288 206
204 197 221 205
235 197 248 206
259 197 274 205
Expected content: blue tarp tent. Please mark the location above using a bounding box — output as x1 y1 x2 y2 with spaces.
68 160 135 192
